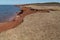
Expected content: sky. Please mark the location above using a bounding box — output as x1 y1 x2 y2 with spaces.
0 0 60 5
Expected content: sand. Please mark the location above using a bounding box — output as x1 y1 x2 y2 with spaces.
0 5 60 40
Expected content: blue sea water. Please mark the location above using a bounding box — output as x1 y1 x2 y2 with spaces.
0 5 20 22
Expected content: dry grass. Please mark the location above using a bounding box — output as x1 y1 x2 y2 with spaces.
0 5 60 40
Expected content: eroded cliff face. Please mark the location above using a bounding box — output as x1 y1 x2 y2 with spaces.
0 5 60 40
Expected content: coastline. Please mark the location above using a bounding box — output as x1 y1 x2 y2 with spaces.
0 5 60 32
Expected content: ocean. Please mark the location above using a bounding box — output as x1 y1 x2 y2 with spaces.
0 5 20 22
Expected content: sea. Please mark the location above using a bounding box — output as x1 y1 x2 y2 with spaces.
0 5 20 22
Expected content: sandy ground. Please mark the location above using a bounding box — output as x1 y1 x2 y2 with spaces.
0 5 60 40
